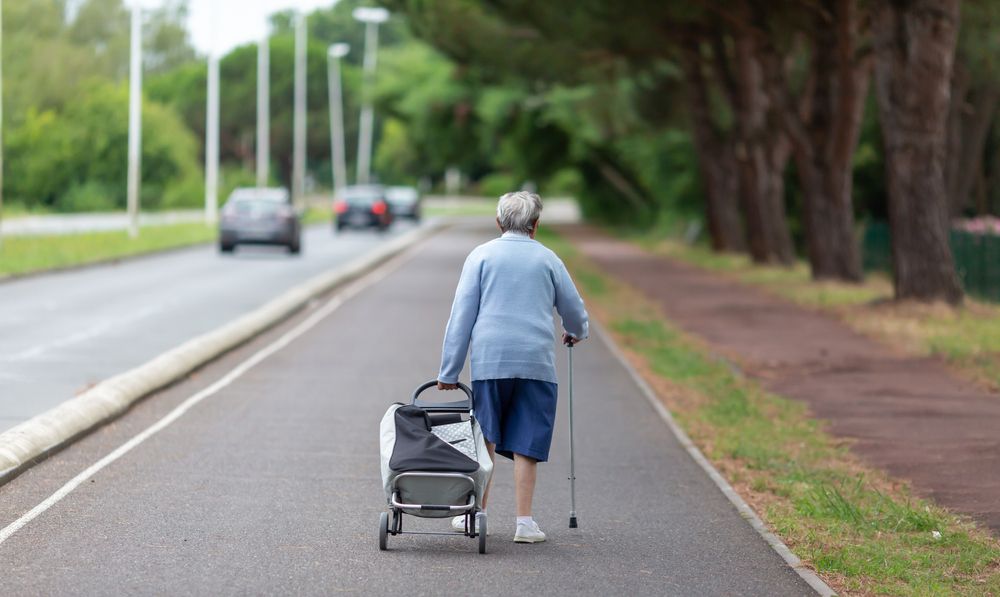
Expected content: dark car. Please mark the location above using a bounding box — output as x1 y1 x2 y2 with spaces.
219 187 301 254
385 186 422 221
334 185 394 232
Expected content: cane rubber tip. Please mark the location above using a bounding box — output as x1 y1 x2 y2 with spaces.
569 517 578 528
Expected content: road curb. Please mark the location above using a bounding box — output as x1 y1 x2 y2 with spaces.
0 222 447 485
593 322 838 597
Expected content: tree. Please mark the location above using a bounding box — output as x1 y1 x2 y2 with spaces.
68 0 130 79
5 83 200 210
149 33 358 188
144 0 197 74
872 0 964 303
716 8 796 265
755 0 871 281
679 38 745 253
945 2 1000 217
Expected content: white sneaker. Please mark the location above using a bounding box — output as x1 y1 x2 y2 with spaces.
514 520 546 543
451 514 491 535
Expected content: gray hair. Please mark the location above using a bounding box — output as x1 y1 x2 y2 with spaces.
496 191 543 233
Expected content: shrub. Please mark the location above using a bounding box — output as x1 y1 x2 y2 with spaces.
5 82 202 212
59 182 118 212
477 172 520 198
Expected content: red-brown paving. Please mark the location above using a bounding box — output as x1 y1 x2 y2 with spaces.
562 224 1000 534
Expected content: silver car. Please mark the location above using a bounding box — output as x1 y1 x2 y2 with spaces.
385 186 422 221
219 188 301 254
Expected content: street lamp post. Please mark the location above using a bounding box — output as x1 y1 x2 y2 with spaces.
256 30 270 188
203 1 220 224
352 7 389 186
205 53 219 224
0 0 5 250
292 11 307 207
126 2 143 239
327 44 349 194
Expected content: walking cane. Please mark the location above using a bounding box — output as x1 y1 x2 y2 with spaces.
566 340 578 528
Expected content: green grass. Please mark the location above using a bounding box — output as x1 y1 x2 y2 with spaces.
538 225 1000 596
301 204 331 226
0 223 216 277
2 203 55 219
423 202 498 218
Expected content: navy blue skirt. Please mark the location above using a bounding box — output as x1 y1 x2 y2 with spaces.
472 378 558 462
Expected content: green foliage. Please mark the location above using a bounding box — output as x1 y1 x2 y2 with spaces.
616 129 703 220
59 182 119 212
376 42 486 179
219 166 260 202
2 0 200 211
143 0 197 74
373 118 419 185
542 168 583 197
477 172 521 198
6 83 202 211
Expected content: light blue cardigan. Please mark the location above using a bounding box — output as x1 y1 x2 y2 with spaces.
438 231 589 384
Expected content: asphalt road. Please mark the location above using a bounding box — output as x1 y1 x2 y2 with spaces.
0 222 418 432
0 223 814 596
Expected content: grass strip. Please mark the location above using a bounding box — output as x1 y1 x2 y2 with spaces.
424 202 499 218
628 234 1000 392
0 223 216 277
538 226 1000 596
0 205 341 278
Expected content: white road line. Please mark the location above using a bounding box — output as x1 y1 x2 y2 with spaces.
0 247 415 547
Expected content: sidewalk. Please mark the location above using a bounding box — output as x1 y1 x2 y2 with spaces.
563 224 1000 534
0 222 818 595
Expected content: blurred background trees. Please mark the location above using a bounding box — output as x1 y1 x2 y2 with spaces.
4 0 1000 303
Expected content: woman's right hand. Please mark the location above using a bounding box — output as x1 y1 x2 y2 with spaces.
437 381 459 390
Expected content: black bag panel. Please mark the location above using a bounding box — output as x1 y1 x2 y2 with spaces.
428 413 463 426
389 405 478 473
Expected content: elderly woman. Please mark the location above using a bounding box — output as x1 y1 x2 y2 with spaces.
437 191 589 543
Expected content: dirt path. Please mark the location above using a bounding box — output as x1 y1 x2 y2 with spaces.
564 225 1000 534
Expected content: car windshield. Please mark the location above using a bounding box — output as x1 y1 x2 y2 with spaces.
386 187 418 204
229 188 288 203
229 199 285 216
339 186 383 205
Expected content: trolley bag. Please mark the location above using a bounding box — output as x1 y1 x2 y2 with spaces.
379 402 492 516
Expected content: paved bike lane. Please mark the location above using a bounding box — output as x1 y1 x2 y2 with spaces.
0 223 814 595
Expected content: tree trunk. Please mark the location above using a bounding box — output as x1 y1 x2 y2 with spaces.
801 0 869 282
754 0 868 281
681 41 746 252
975 159 988 215
731 20 795 265
762 129 795 264
953 86 1000 216
872 0 964 304
945 64 969 208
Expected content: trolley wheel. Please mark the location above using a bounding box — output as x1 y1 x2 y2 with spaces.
378 511 389 551
477 512 487 554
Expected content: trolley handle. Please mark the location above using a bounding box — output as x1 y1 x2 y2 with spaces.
412 380 473 411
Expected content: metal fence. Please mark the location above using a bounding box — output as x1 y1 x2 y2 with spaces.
862 221 1000 302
